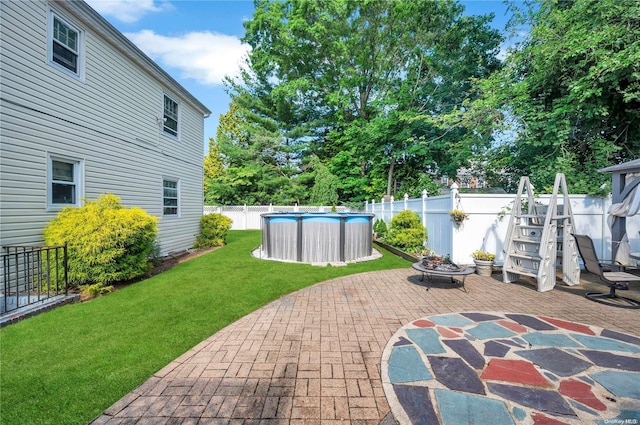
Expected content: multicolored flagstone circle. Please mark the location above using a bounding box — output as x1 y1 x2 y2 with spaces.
381 312 640 425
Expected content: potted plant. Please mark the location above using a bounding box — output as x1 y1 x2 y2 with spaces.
472 250 495 276
449 209 468 226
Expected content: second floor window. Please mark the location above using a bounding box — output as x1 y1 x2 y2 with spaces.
163 95 179 137
49 11 82 78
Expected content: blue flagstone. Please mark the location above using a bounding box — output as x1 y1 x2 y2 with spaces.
572 334 640 353
596 410 640 425
568 399 598 415
406 328 446 355
487 383 576 416
601 329 640 346
579 376 595 385
435 389 515 425
393 336 413 347
580 349 640 371
428 356 485 394
515 347 592 376
388 346 432 383
544 372 558 382
497 339 525 347
505 314 557 330
522 332 582 348
468 322 517 340
393 384 439 424
461 312 504 322
590 371 640 398
512 406 527 421
428 313 475 327
484 341 511 357
513 337 527 346
444 339 485 369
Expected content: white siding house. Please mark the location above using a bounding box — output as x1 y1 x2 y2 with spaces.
0 0 211 256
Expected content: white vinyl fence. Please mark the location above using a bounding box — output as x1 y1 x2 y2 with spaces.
205 190 639 266
203 204 353 231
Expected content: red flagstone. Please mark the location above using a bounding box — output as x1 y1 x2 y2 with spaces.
481 359 551 387
531 412 570 425
450 327 463 334
436 326 459 338
558 379 607 411
413 319 435 328
497 320 528 333
540 316 595 335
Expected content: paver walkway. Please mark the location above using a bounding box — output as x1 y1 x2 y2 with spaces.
92 269 640 425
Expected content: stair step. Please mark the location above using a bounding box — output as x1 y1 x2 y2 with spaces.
518 224 543 229
504 266 538 278
509 252 541 260
513 236 541 244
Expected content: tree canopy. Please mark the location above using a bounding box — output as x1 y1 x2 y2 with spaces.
205 0 639 205
446 0 640 194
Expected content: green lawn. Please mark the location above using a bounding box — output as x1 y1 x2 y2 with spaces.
0 230 409 425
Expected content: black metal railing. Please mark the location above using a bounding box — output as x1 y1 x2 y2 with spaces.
1 245 68 315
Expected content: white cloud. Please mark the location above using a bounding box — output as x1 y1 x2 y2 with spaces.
125 30 250 86
85 0 172 23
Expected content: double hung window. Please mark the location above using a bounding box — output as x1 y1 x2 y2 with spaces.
163 178 179 216
49 10 83 78
163 95 179 137
48 155 83 208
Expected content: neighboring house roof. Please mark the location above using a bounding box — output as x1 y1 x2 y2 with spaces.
53 0 211 117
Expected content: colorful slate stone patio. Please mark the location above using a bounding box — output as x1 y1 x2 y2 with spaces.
382 312 640 425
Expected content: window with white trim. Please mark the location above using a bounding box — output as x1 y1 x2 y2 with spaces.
163 95 179 137
48 155 83 207
49 10 83 78
163 178 179 216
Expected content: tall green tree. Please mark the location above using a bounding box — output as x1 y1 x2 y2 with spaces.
452 0 640 194
203 137 223 200
233 0 502 202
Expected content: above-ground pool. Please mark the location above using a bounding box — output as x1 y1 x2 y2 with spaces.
260 212 374 263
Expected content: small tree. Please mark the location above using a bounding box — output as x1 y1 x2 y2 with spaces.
385 210 427 253
373 219 388 239
43 194 157 291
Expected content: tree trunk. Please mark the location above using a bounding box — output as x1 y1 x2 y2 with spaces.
386 157 395 197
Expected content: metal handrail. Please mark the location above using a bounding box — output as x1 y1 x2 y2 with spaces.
1 245 68 315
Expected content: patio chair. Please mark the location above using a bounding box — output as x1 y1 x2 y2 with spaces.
572 234 640 309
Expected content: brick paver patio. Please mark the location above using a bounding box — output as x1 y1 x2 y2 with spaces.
91 268 640 424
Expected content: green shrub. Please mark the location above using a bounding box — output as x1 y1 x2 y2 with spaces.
373 218 388 238
385 210 427 252
43 194 158 286
194 213 232 248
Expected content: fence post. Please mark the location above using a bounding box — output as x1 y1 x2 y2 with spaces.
450 183 459 209
243 204 248 230
381 198 386 223
390 196 395 222
404 193 409 210
422 189 428 228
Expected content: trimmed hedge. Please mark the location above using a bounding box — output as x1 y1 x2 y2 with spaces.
194 213 232 248
385 210 426 252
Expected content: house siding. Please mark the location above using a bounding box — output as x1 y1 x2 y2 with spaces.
0 0 209 256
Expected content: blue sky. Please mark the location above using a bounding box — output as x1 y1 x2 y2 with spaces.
85 0 514 154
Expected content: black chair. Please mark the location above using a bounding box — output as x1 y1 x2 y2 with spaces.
572 234 640 308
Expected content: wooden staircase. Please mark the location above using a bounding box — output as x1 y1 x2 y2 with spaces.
502 174 581 292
